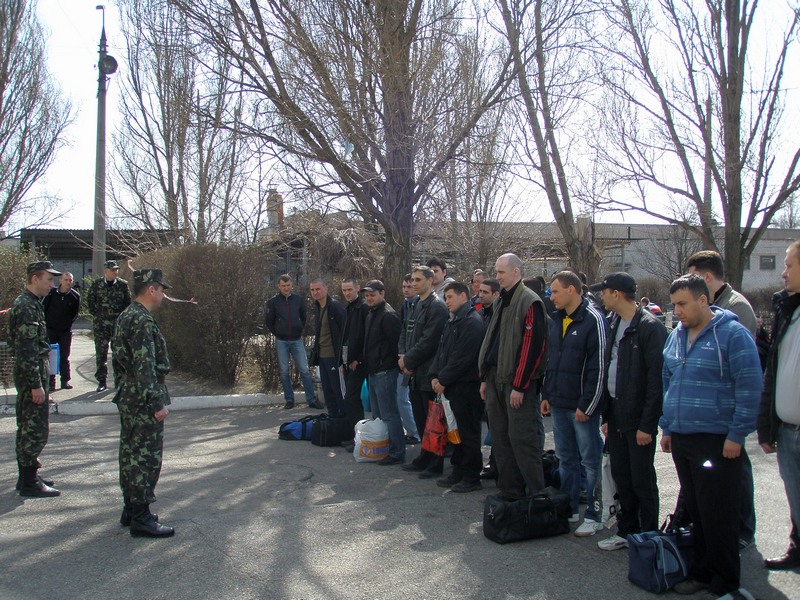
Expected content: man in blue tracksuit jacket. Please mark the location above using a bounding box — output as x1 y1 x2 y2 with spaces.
660 274 762 598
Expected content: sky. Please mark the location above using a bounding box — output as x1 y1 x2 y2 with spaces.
28 0 800 234
32 0 124 230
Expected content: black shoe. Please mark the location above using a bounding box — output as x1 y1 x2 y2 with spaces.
436 473 462 488
764 548 800 570
15 474 54 491
377 456 404 466
418 468 443 479
130 505 174 538
19 480 60 498
283 402 295 409
451 480 482 493
121 506 159 527
308 400 325 409
401 462 427 472
49 376 57 392
480 465 497 480
405 436 420 445
61 381 73 390
96 381 108 392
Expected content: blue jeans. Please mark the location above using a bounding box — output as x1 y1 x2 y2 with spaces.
778 425 800 549
275 338 317 405
396 373 419 439
551 406 603 520
369 368 405 460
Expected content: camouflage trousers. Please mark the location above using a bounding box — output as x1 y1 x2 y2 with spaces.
15 361 50 467
93 319 116 382
117 403 164 505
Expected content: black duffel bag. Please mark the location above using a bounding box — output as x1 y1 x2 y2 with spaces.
483 487 571 544
311 414 352 447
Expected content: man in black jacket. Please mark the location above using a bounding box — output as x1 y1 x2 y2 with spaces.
360 280 405 465
399 266 449 476
340 278 368 444
590 273 667 551
310 279 346 417
429 282 486 492
43 271 81 390
265 274 322 410
758 240 800 570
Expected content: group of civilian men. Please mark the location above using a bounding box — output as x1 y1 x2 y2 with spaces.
265 245 800 600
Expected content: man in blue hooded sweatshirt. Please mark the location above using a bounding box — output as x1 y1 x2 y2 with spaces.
660 274 762 599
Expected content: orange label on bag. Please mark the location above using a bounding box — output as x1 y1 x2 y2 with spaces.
358 439 390 459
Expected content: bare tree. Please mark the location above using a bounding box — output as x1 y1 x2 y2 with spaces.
598 0 800 289
0 0 73 232
112 0 251 244
496 0 605 281
170 0 513 299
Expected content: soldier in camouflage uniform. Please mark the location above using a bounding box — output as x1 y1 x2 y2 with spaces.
112 268 175 538
87 260 131 392
9 261 62 497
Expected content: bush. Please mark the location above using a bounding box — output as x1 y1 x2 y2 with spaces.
0 247 40 342
134 245 269 386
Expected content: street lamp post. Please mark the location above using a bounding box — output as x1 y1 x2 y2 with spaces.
92 5 118 278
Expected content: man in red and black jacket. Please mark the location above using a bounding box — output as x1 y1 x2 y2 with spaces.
478 253 549 500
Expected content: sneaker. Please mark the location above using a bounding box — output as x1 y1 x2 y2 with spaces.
715 588 755 600
574 519 603 537
597 534 628 551
673 579 710 595
568 513 581 523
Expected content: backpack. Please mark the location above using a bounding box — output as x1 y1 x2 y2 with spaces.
278 415 317 441
627 531 693 593
311 414 352 447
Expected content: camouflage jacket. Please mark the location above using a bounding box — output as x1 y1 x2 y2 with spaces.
111 302 171 412
87 277 131 321
8 289 51 389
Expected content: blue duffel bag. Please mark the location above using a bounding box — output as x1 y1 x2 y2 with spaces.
278 415 317 441
627 531 693 593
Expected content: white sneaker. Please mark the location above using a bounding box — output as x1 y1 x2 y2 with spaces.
597 534 628 550
574 518 603 537
568 513 581 523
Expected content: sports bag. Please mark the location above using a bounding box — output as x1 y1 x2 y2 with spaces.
627 531 693 593
278 415 316 441
311 414 352 447
483 487 571 544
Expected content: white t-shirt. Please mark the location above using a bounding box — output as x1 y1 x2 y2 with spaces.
776 307 800 426
607 318 631 399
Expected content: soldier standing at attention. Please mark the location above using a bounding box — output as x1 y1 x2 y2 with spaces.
87 260 131 392
112 269 174 538
10 261 62 497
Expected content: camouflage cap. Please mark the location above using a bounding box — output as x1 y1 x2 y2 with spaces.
104 260 120 270
27 260 61 276
133 269 172 290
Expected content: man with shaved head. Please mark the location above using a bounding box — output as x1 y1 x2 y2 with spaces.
478 253 549 500
43 271 81 390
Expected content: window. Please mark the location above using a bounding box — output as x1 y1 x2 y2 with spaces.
760 255 776 270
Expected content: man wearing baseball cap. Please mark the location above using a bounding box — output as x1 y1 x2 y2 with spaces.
87 260 131 392
589 273 667 551
9 261 62 497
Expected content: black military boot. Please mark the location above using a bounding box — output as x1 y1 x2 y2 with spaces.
49 375 57 392
130 504 174 538
16 459 55 491
121 498 158 527
18 466 60 497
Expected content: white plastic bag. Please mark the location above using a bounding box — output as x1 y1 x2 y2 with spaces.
440 395 461 444
594 451 620 526
353 418 390 462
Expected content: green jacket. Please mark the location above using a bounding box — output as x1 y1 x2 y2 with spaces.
87 277 131 322
8 289 51 389
112 302 171 412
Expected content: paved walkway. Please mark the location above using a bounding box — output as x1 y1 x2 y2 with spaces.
0 407 796 600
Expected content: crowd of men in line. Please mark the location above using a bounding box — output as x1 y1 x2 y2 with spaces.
265 248 800 600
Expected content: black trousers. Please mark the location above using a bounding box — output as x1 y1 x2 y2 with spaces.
47 328 73 383
605 426 659 536
446 382 483 483
342 364 367 437
671 433 741 596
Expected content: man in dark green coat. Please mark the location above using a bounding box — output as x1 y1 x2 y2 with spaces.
112 269 174 538
87 260 131 392
9 261 62 497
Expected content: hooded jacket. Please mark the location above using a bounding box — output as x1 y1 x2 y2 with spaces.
660 308 762 445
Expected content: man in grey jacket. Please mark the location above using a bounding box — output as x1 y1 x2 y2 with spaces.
399 266 449 477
